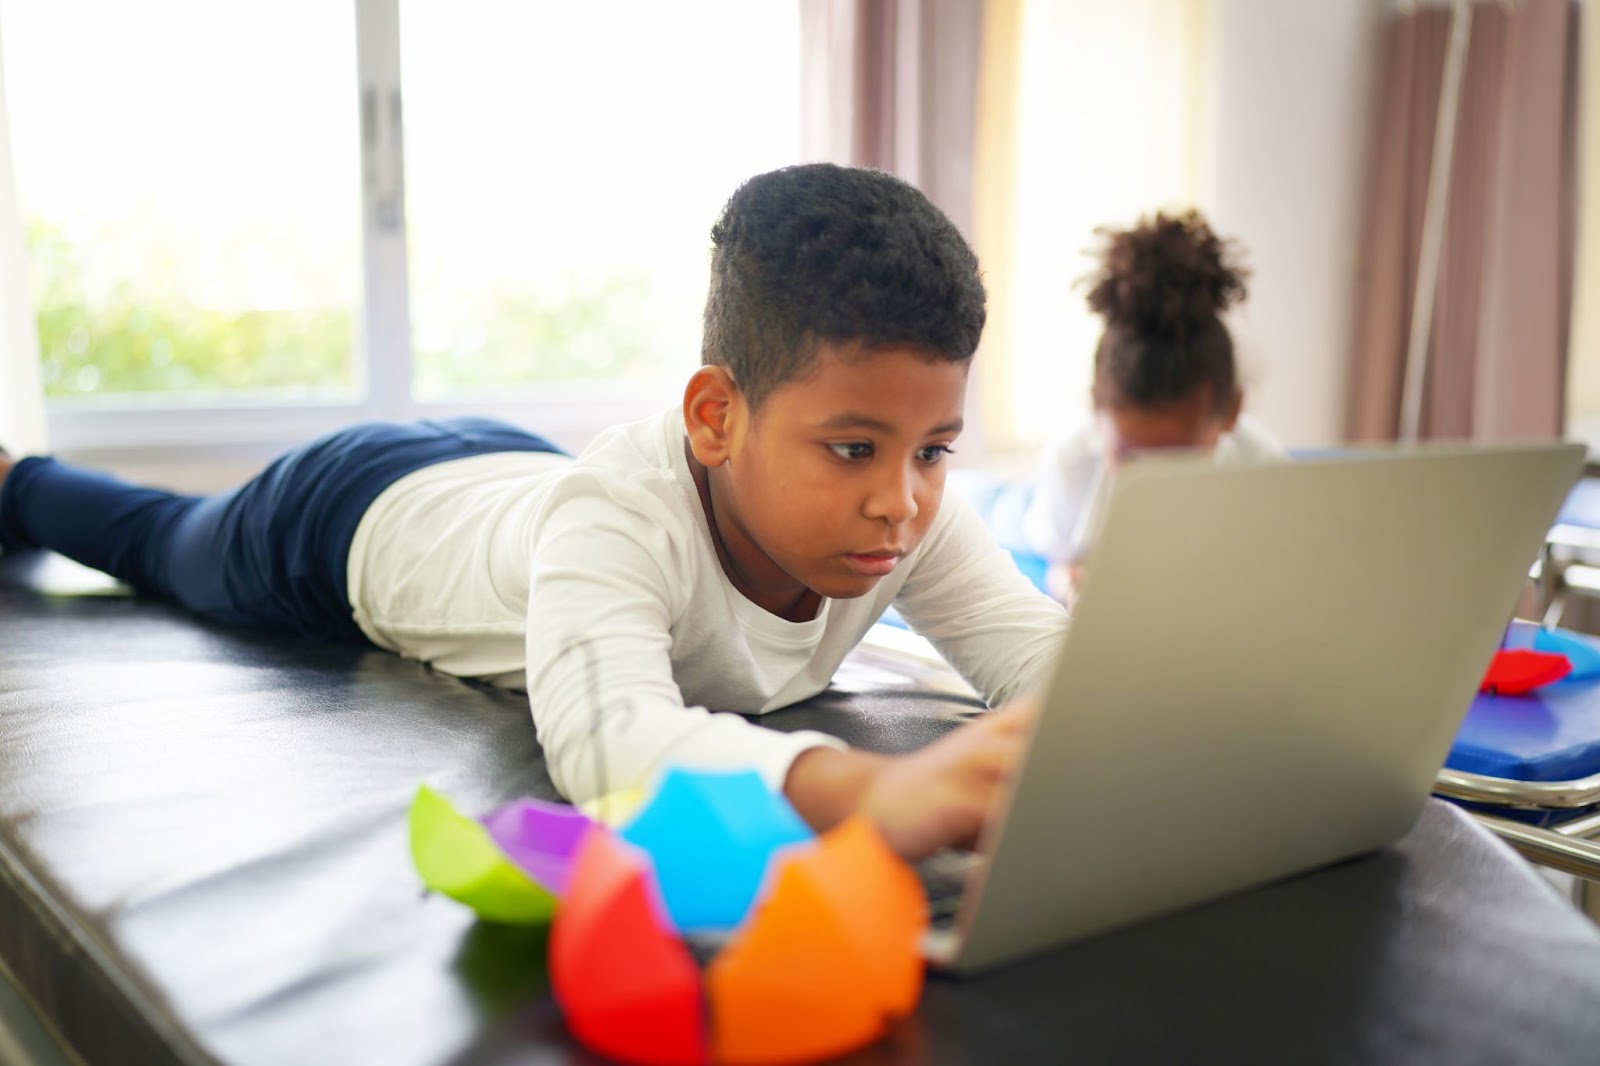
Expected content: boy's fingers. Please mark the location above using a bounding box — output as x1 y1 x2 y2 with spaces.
991 695 1041 727
963 729 1031 786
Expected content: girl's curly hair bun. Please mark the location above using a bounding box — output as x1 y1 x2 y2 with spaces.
1084 210 1248 336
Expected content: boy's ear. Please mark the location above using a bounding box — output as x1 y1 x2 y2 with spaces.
683 365 744 468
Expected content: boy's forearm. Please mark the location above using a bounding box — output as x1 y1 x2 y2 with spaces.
783 746 889 832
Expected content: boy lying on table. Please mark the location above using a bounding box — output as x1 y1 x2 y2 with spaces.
0 163 1067 859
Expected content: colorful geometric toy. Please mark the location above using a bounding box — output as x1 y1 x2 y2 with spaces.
704 816 926 1063
409 768 928 1065
620 767 813 931
482 797 592 895
408 785 569 925
549 829 708 1065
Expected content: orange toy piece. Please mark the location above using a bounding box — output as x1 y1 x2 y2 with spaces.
706 816 927 1064
549 830 707 1066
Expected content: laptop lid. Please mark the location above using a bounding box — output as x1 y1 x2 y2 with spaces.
936 441 1585 973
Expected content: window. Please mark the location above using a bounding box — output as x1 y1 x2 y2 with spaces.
4 0 361 400
400 1 800 401
2 0 802 454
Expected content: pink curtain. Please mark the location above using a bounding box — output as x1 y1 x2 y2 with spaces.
799 0 983 239
1348 0 1581 443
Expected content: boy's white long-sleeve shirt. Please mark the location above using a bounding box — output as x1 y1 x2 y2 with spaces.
347 408 1067 805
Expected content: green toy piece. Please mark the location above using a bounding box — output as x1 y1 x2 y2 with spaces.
408 784 558 925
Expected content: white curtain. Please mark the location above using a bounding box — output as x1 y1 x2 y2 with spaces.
0 12 46 454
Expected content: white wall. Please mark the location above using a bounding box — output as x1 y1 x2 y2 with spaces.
1201 0 1379 448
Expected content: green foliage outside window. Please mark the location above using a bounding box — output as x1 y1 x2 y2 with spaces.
29 219 354 397
409 272 658 398
27 217 660 399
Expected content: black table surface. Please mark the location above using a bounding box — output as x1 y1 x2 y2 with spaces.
3 551 1600 1066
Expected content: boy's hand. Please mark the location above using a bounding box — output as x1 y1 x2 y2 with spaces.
784 698 1040 861
1045 560 1083 606
861 698 1038 859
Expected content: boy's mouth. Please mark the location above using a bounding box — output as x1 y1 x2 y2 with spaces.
843 550 902 577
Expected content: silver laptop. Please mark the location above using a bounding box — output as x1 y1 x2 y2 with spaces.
925 441 1585 973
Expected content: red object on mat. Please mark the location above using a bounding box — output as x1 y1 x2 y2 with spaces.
1480 649 1572 696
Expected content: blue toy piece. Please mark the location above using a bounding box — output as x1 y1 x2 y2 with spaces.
620 767 814 932
1531 627 1600 680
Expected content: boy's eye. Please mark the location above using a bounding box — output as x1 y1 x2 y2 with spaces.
829 442 874 461
917 444 954 464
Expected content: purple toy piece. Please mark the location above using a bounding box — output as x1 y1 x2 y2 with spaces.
482 798 594 894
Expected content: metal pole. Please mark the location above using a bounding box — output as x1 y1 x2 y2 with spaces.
1472 812 1600 884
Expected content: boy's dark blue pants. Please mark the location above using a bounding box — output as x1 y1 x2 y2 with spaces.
0 418 565 642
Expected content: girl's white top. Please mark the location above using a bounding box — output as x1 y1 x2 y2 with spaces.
1022 413 1285 564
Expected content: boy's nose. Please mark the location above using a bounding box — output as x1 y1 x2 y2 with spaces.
864 467 919 524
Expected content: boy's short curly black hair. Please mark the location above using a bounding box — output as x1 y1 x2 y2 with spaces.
702 163 986 411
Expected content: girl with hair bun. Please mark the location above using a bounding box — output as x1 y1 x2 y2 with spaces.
1022 209 1284 603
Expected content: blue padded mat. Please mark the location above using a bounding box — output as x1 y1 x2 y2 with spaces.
1555 477 1600 529
1445 621 1600 783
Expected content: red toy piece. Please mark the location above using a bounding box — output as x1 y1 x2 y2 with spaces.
1480 649 1572 696
550 831 707 1066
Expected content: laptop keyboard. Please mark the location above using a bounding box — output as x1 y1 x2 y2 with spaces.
671 849 981 946
917 849 982 929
